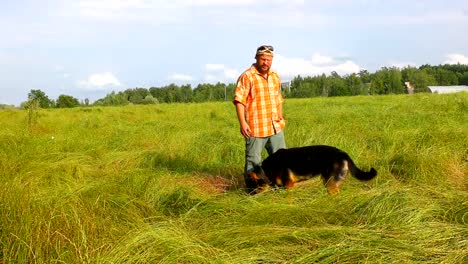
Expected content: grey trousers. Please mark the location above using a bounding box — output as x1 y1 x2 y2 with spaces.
244 130 286 174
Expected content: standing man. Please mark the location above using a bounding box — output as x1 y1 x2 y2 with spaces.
233 45 286 190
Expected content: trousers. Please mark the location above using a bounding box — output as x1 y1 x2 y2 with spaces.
244 130 286 175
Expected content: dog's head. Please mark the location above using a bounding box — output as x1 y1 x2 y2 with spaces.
246 165 272 194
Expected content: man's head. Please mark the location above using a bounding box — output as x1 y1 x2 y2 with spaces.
255 45 274 74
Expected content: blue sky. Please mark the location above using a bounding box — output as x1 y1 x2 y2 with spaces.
1 0 467 106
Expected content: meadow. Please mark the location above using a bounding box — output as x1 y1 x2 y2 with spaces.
0 93 467 263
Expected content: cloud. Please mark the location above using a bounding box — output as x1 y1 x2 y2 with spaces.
77 72 121 90
168 73 194 82
202 54 361 83
444 53 468 65
274 53 361 80
310 53 334 65
204 64 240 83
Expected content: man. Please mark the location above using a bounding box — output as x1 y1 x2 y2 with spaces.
233 45 286 190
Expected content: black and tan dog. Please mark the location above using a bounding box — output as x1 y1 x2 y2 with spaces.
247 145 377 194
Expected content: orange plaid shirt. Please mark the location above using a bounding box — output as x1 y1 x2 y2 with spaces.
234 65 285 137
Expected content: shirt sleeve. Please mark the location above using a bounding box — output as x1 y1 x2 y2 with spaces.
233 73 250 105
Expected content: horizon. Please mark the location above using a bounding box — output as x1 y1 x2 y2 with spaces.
1 0 467 106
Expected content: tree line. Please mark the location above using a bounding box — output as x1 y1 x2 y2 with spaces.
94 83 236 106
18 64 468 108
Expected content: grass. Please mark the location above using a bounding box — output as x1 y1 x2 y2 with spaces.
0 93 467 263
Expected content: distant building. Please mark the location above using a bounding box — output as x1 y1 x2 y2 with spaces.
427 86 468 94
281 81 291 92
404 82 415 94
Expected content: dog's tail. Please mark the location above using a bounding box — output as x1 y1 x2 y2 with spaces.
346 157 377 181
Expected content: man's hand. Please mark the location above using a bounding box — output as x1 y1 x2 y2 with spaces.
240 122 251 139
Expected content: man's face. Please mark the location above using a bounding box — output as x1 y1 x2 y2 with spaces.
255 54 273 74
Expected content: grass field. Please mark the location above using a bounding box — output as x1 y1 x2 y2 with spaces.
0 93 467 263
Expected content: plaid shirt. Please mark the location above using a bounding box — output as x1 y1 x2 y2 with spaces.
234 65 285 137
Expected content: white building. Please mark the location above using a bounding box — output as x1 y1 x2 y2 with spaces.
427 85 468 94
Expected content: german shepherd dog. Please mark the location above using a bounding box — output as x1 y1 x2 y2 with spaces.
247 145 377 194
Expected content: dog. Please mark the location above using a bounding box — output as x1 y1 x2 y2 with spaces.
247 145 377 194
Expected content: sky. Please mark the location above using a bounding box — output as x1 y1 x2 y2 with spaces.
1 0 468 106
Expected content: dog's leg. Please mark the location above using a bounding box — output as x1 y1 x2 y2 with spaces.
324 177 340 195
282 169 296 189
324 161 348 195
323 171 345 195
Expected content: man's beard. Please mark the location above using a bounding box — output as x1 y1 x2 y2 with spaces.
256 64 270 74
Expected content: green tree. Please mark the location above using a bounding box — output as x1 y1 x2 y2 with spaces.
370 71 385 95
180 84 193 102
125 88 150 104
401 67 437 93
387 67 404 94
370 67 403 95
141 95 159 104
346 73 365 95
94 91 129 106
328 72 349 96
225 83 236 101
56 94 80 108
358 70 372 84
459 72 468 85
421 66 458 85
28 89 52 108
193 83 226 102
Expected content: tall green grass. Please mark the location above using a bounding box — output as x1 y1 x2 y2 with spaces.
0 93 467 263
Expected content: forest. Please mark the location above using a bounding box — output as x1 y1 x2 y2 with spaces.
18 63 468 108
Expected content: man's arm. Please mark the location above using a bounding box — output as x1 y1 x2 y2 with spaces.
277 102 284 120
235 101 251 138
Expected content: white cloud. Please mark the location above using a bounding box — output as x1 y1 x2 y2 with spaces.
168 73 194 82
203 54 361 84
77 72 121 90
224 69 239 79
204 64 240 83
204 74 219 83
274 53 361 80
444 53 468 65
310 53 334 65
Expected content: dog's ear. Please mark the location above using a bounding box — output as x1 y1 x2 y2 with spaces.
251 165 271 185
249 170 260 182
